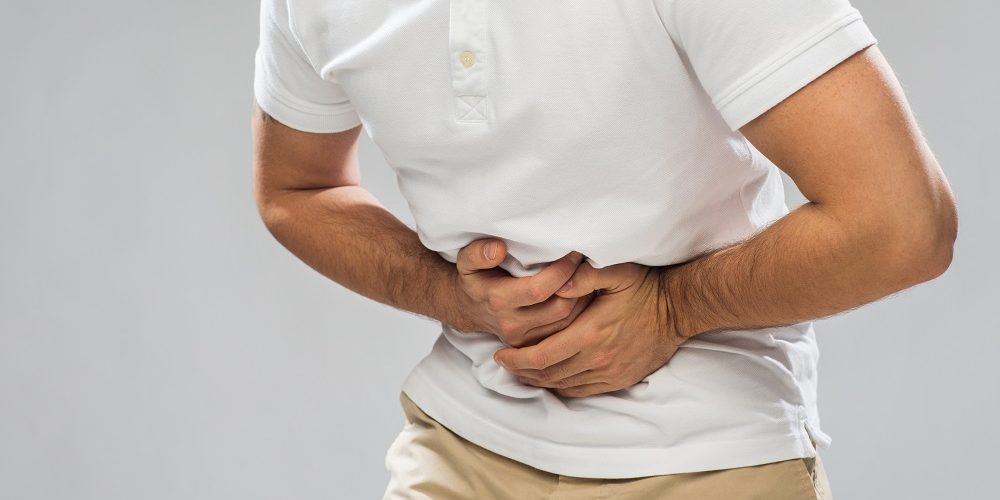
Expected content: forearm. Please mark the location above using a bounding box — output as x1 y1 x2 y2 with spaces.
663 200 954 339
257 185 465 326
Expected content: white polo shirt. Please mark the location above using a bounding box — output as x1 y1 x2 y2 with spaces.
254 0 878 478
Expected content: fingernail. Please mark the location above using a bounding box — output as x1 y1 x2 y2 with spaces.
558 280 573 293
485 241 497 260
570 251 583 261
494 354 505 368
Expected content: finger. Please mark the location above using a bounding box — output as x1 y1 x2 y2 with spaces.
495 250 584 307
493 322 584 370
554 382 617 398
456 238 507 274
519 368 601 389
514 357 594 386
516 293 594 346
505 295 577 342
551 261 606 299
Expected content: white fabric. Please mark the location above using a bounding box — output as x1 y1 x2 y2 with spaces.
254 0 878 479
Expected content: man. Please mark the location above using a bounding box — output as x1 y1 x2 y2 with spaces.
251 0 957 498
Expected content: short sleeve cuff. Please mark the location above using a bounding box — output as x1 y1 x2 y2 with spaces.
715 9 878 132
253 68 363 133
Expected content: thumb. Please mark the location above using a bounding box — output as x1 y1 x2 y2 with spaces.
456 238 507 274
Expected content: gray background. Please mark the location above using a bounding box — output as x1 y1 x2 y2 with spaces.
1 1 996 499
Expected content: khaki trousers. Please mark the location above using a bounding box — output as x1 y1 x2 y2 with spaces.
384 391 832 500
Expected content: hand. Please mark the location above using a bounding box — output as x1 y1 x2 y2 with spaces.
492 261 686 397
449 239 597 348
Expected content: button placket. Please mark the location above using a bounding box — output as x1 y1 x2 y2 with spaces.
449 0 489 123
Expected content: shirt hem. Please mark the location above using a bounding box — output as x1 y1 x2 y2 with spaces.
400 364 818 479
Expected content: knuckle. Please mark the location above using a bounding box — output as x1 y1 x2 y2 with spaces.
530 350 548 369
506 336 528 348
552 377 572 388
496 319 519 339
486 292 506 313
526 284 548 303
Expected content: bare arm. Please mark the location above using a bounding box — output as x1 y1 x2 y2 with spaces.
492 46 958 396
664 46 959 339
251 105 466 325
251 104 587 341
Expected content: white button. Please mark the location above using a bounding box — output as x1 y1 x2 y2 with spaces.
459 50 476 68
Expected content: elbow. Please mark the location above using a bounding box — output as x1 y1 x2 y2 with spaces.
253 183 294 239
930 204 958 279
912 218 956 283
256 198 295 239
881 189 958 286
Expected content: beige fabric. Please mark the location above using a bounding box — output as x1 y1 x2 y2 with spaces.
384 391 832 500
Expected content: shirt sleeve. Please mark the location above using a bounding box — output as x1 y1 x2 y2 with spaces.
253 0 363 133
659 0 878 131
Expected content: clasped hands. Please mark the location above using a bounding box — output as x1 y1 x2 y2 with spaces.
449 238 688 398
